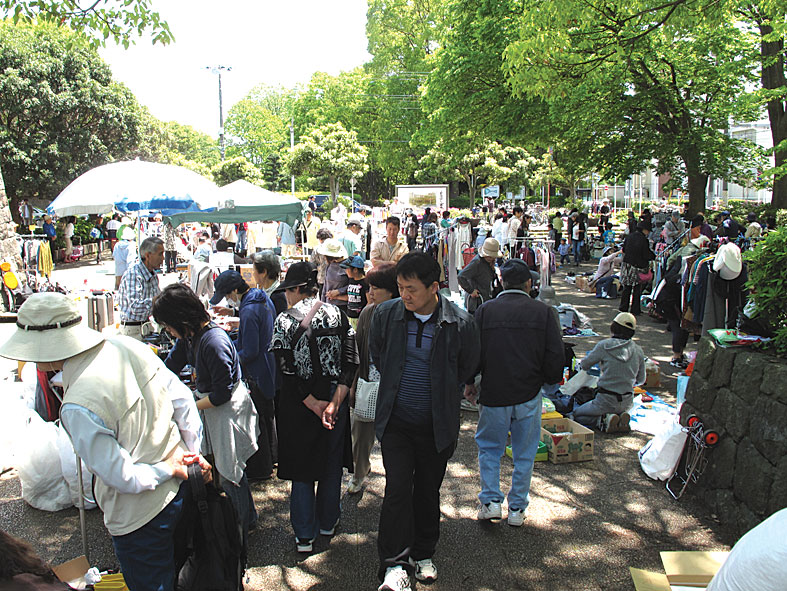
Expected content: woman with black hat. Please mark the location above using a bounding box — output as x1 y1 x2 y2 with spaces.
269 261 359 553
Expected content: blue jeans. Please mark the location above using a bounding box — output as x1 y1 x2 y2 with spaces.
112 481 186 591
289 398 347 540
476 396 541 511
573 240 584 264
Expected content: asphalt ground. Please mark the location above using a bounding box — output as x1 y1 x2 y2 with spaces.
0 257 738 590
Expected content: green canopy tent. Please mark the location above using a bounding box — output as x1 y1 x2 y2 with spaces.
164 180 304 227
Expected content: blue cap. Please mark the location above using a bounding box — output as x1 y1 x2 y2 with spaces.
209 270 248 306
340 255 365 270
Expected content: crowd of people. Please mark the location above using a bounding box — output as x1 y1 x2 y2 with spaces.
1 198 778 591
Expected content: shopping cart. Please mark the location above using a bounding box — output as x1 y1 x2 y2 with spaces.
665 415 720 500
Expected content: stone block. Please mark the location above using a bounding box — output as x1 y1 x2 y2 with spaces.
702 435 736 490
704 489 737 524
750 397 787 465
761 362 787 406
711 388 749 443
733 438 773 516
736 503 761 538
710 347 737 389
730 351 768 403
693 337 717 379
768 454 787 516
684 373 717 414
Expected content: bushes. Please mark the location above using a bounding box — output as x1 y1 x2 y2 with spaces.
744 227 787 353
725 200 787 227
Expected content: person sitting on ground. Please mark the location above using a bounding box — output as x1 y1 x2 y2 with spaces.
590 246 621 285
570 312 645 434
0 529 71 590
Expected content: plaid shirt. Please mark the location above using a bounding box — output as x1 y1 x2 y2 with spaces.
118 261 161 322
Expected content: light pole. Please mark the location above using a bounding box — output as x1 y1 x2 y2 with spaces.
290 115 295 195
206 65 231 160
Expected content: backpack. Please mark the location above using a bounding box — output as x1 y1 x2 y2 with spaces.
174 464 245 591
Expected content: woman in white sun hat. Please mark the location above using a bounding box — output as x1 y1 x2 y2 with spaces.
458 237 503 314
0 292 209 591
318 238 350 313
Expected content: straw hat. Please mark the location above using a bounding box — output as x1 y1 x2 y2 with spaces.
478 237 502 258
317 238 348 259
713 242 743 280
0 293 104 362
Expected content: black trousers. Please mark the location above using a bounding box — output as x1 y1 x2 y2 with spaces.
165 250 177 273
245 382 277 480
619 283 643 315
377 416 454 579
667 317 689 355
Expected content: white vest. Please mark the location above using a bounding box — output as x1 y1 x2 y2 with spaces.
63 336 184 536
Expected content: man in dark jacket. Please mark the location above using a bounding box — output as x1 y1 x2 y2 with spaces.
464 259 563 527
619 222 655 315
370 252 480 591
458 237 502 313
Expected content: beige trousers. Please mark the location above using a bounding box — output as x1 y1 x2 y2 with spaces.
350 414 376 484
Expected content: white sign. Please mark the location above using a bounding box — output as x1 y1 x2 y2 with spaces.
482 185 500 198
395 184 449 211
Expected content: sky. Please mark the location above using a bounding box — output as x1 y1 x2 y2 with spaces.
100 0 372 137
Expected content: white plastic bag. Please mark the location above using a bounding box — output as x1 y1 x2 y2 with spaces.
57 424 96 510
15 412 72 511
638 419 688 481
560 369 598 397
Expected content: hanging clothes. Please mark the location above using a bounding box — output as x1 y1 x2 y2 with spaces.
38 241 53 278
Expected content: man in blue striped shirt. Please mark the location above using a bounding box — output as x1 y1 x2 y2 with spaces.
371 252 480 591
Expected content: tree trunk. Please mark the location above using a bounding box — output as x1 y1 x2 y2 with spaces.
759 18 787 208
686 171 709 217
329 175 338 209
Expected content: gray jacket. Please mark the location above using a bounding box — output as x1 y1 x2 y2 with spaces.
369 294 481 452
579 337 646 395
458 255 501 313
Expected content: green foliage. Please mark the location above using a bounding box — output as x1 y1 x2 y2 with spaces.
0 21 154 219
211 156 263 187
285 122 369 206
726 200 787 227
1 0 174 48
225 89 288 167
745 227 787 353
160 121 220 170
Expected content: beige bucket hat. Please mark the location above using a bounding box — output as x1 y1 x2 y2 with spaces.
0 293 104 362
317 238 348 259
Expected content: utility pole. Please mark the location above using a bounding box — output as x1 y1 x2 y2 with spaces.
206 65 231 161
290 115 295 195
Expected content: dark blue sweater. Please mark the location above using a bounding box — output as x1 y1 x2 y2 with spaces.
237 288 276 398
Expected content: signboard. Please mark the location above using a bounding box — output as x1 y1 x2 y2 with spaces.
482 185 500 198
395 184 449 211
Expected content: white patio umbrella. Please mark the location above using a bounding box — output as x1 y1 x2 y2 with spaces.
47 160 219 217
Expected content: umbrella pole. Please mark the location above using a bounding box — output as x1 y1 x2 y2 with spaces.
76 454 90 563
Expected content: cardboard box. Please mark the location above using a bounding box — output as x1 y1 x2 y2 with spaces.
644 364 661 388
540 418 594 464
506 440 548 462
629 551 730 590
237 264 255 288
575 275 595 294
52 555 90 587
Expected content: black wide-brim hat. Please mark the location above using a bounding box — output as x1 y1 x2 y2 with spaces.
280 261 318 290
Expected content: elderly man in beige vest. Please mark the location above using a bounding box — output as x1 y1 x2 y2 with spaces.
0 293 210 591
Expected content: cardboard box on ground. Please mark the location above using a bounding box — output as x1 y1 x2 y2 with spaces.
630 551 729 590
540 418 594 464
575 275 595 294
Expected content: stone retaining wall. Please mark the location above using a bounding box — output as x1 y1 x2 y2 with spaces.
680 337 787 536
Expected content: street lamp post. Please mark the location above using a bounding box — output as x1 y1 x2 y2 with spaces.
206 65 231 161
290 115 295 195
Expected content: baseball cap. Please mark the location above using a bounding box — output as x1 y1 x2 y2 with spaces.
500 259 532 285
340 255 365 270
613 312 637 331
209 270 249 306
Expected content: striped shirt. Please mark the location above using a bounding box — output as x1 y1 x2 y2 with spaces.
118 261 161 322
392 312 436 426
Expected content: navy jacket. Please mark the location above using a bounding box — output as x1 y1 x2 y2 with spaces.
472 290 564 407
370 294 480 452
237 288 276 399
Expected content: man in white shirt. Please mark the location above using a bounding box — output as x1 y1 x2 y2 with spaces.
0 293 211 591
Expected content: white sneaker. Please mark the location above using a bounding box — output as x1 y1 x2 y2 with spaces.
413 558 437 582
347 478 364 495
319 518 339 536
378 566 411 591
507 508 525 527
601 413 620 433
477 501 503 521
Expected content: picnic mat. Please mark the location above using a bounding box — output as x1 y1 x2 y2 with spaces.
630 391 678 435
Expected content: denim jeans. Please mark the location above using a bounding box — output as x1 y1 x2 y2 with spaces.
111 481 187 591
573 240 584 264
475 396 541 511
289 398 348 540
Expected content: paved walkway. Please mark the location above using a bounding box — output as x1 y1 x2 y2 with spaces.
0 260 737 590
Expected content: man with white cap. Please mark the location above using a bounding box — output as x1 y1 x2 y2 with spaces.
571 312 646 433
458 237 503 314
0 293 209 591
117 236 164 339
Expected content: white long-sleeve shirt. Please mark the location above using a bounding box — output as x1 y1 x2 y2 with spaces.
60 369 202 495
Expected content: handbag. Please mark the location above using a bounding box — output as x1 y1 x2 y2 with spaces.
353 376 379 422
638 268 653 283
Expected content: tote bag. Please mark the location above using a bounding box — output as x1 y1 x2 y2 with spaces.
353 377 379 422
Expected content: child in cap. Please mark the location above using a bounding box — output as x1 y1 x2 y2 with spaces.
340 255 368 329
570 312 646 433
